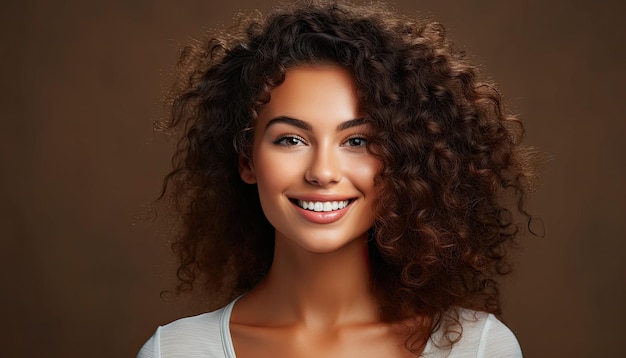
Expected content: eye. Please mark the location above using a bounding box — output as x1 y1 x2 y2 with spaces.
273 135 307 147
343 136 367 148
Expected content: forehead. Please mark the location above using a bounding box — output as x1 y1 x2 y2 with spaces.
258 66 361 124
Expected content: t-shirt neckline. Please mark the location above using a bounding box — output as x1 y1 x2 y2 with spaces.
219 296 242 358
218 295 436 357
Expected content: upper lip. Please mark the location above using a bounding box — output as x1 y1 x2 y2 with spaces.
287 194 356 202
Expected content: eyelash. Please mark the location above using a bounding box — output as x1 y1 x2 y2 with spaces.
273 135 307 146
343 135 367 147
272 134 368 148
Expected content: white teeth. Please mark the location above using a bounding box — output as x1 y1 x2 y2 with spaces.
297 200 350 212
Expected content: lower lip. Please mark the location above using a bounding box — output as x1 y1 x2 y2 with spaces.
292 202 352 224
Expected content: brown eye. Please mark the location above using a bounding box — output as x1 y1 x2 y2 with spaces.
273 135 306 146
343 136 367 147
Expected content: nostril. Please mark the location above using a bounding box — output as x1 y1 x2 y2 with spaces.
305 162 342 186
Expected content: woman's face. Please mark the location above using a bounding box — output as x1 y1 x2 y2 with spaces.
240 66 381 254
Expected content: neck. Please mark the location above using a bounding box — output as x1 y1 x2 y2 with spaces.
249 233 379 328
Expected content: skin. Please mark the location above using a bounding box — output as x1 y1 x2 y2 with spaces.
235 66 416 357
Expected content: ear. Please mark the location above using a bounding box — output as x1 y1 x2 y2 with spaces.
238 154 257 184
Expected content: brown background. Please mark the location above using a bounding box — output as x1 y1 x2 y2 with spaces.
1 0 624 357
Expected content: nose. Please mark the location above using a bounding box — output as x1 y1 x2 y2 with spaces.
305 146 342 186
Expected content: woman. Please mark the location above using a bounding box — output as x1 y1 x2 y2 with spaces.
139 1 535 356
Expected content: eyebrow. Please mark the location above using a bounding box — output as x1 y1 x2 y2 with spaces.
265 116 366 132
265 116 312 131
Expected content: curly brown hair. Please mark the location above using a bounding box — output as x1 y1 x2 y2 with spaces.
159 0 537 351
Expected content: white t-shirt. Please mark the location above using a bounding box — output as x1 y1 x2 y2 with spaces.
137 298 522 357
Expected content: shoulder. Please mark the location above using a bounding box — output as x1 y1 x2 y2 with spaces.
136 308 227 358
423 308 522 358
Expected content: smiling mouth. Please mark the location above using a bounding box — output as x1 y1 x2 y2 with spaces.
292 199 353 212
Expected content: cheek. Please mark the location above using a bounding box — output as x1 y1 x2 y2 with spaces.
253 152 299 197
347 157 381 189
254 158 279 192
